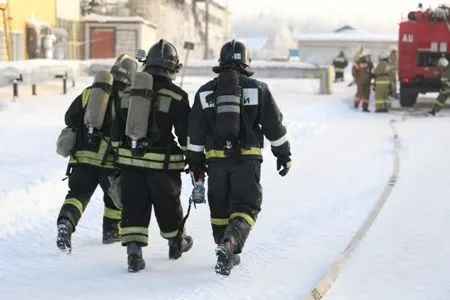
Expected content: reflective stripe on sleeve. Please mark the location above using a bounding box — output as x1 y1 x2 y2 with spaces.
270 134 288 147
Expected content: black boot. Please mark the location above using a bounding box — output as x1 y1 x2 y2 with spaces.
127 242 145 273
168 235 193 260
103 226 120 244
428 109 436 116
56 218 74 254
215 238 240 276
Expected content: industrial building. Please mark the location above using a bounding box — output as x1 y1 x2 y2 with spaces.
0 0 231 61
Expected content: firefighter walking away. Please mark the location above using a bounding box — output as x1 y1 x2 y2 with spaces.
186 40 291 276
373 52 394 113
429 56 450 116
332 51 348 82
55 54 138 254
353 52 373 112
111 39 192 272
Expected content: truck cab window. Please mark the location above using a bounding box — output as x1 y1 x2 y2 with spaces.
417 52 450 67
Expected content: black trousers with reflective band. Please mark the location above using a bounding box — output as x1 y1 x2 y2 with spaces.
207 159 262 253
58 164 120 231
120 167 184 246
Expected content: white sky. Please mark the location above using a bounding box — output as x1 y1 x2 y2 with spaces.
215 0 446 32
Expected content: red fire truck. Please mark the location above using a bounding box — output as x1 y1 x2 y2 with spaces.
398 5 450 107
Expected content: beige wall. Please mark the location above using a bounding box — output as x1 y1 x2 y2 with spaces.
138 22 157 51
128 0 231 60
195 1 232 57
56 0 81 20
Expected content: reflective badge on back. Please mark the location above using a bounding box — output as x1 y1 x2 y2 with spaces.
242 88 258 106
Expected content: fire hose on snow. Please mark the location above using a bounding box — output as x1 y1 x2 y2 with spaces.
303 119 402 300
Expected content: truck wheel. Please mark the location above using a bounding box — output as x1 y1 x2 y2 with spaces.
399 88 418 107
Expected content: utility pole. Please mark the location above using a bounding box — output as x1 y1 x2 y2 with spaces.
204 0 209 59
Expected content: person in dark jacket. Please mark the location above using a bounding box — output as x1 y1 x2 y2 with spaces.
111 39 192 272
332 51 348 82
186 40 292 276
56 54 138 254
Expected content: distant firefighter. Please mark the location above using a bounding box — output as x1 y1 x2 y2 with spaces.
373 52 394 112
429 56 450 116
353 52 373 112
332 51 348 82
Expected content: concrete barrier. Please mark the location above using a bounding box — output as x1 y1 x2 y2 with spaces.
0 60 80 99
86 59 334 95
0 59 333 98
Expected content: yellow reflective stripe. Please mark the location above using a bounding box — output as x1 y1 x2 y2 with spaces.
375 100 388 104
117 148 184 162
116 156 185 170
211 218 229 226
81 89 91 108
375 80 391 84
158 88 183 101
334 68 345 72
435 102 445 107
120 226 148 236
63 198 84 214
160 228 185 239
71 138 114 167
69 156 115 168
121 234 148 245
205 147 261 159
230 212 256 228
104 207 121 220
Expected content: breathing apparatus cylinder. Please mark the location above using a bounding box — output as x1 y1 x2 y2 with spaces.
83 70 114 138
213 69 242 155
125 71 154 153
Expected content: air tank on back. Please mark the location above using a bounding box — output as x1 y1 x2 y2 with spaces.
83 70 114 134
125 71 154 149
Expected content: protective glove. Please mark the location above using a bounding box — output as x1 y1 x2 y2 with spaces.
276 156 291 177
189 171 206 206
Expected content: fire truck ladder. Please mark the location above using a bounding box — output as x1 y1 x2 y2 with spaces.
0 2 12 61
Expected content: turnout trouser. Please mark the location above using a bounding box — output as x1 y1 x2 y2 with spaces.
120 167 184 246
375 81 391 111
432 91 450 112
207 159 262 254
57 164 121 232
334 71 344 81
354 83 371 109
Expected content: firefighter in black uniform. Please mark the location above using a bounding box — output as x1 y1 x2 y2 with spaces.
111 39 193 272
186 40 292 276
332 51 348 82
56 54 138 253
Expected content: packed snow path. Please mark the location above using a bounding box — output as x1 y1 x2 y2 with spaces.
324 115 450 300
0 77 429 300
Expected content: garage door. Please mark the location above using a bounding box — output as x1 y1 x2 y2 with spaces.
90 28 115 59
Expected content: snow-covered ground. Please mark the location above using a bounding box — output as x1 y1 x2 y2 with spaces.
0 73 449 300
